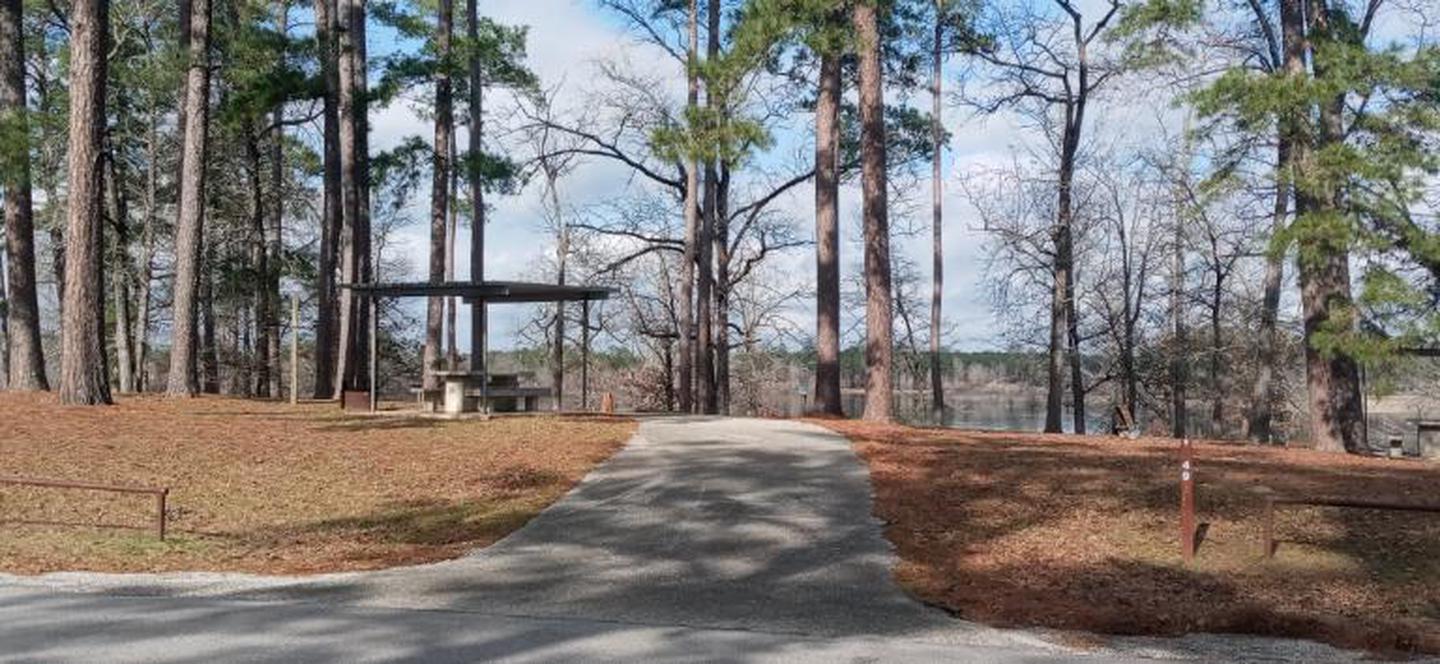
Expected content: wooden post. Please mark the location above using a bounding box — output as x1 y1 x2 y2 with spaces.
368 296 378 412
290 295 300 404
581 299 590 411
156 489 168 540
1180 438 1196 563
1262 496 1275 558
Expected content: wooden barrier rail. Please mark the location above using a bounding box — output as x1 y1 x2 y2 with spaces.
0 475 169 540
1262 494 1440 558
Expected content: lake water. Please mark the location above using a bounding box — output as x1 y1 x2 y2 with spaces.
771 389 1111 434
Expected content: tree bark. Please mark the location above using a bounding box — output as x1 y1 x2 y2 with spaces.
677 0 699 412
264 4 288 399
423 0 453 392
200 239 220 393
1209 267 1223 430
135 104 161 392
1045 104 1079 434
445 126 458 367
352 0 373 386
550 174 567 410
466 0 486 378
107 149 136 393
854 0 894 422
247 121 270 397
58 0 112 405
1247 119 1293 442
312 0 340 398
695 0 720 415
929 11 946 422
1171 204 1188 438
0 0 49 391
812 51 842 416
1296 0 1363 453
166 0 212 397
333 0 361 395
713 167 731 414
1059 108 1085 435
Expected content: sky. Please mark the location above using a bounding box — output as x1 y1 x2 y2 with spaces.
363 0 1134 353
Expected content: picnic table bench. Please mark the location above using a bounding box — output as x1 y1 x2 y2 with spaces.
421 371 550 414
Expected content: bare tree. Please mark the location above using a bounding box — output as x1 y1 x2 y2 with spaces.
959 0 1131 433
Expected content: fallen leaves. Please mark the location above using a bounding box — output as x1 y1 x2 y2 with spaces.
0 393 634 575
820 419 1440 656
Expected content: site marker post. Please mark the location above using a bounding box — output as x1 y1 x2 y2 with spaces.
1180 438 1196 563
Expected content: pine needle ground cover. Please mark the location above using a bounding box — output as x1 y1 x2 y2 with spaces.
0 394 633 575
821 420 1440 655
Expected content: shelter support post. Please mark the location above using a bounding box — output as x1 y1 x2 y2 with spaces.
582 300 590 411
368 296 378 412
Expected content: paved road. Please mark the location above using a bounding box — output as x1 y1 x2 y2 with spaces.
0 417 1366 662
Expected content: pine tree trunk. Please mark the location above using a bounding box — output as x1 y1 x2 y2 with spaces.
677 0 699 412
423 0 452 393
1171 206 1188 438
200 240 220 394
1247 133 1291 444
445 128 458 368
812 51 842 416
312 0 340 398
57 0 112 405
166 0 212 397
1298 0 1363 453
333 0 360 395
352 2 372 386
929 11 945 422
466 0 486 376
135 106 161 392
247 122 271 397
713 167 730 414
694 0 720 415
107 150 136 393
266 5 287 399
854 0 894 422
0 0 49 391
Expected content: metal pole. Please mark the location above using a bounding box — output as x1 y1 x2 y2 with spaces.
368 296 378 412
290 295 300 404
581 299 590 411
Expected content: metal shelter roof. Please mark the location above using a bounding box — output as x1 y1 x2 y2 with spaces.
340 280 612 303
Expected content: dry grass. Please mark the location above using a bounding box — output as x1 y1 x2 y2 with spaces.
0 393 634 575
819 420 1440 656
